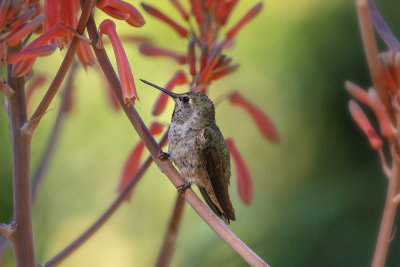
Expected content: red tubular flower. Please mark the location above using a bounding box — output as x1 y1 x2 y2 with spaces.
97 0 145 27
0 0 11 28
118 122 164 195
215 0 226 21
345 81 371 107
226 2 262 40
12 22 68 77
189 0 204 24
188 38 196 75
139 43 186 64
152 70 187 116
230 91 280 143
221 0 238 25
211 63 239 80
205 0 215 11
7 44 57 64
368 89 395 137
43 0 60 32
77 40 97 69
7 14 44 47
349 100 382 149
170 0 189 21
141 3 188 38
99 19 138 104
60 0 78 45
201 47 222 81
9 8 35 30
225 138 253 205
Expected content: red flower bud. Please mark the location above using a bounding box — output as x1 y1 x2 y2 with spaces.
10 8 35 30
152 70 187 116
139 43 186 64
345 81 371 107
201 47 222 81
211 63 239 80
141 3 188 38
349 100 382 149
99 19 138 104
230 91 280 143
0 0 11 28
368 89 395 137
97 0 145 27
170 0 189 21
226 2 262 40
7 44 57 64
221 0 238 25
7 14 44 47
189 0 204 24
43 0 60 32
12 22 68 77
226 138 253 205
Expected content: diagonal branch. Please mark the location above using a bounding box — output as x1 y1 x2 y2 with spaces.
31 61 78 201
155 195 185 267
24 0 94 136
85 12 269 267
356 0 389 109
44 133 168 266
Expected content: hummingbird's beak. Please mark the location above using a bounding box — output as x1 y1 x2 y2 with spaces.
140 79 179 98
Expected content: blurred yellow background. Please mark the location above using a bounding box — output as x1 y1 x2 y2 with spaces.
1 0 400 266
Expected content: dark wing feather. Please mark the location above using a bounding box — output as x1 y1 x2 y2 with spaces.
201 128 235 223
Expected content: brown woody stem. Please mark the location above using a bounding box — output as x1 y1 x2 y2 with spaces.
7 45 36 267
155 195 185 267
86 12 269 267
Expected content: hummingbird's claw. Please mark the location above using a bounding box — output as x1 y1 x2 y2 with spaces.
177 183 191 194
158 151 170 161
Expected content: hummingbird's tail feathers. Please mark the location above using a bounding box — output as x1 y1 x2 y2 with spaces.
199 186 235 225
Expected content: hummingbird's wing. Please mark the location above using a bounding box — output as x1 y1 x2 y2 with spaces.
198 127 235 224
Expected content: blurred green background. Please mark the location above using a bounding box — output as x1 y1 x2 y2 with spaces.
2 0 400 266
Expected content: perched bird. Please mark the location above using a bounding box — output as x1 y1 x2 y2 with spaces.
141 79 236 224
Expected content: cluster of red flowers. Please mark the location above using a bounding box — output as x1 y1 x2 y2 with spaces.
119 0 279 205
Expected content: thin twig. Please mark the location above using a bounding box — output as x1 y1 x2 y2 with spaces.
31 61 78 201
155 195 185 267
44 133 168 266
25 0 94 136
86 13 269 267
372 144 400 267
356 0 389 110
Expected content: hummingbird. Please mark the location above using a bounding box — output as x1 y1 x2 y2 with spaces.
140 79 236 224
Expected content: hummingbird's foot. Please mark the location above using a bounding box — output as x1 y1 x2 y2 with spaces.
158 151 170 161
177 183 191 194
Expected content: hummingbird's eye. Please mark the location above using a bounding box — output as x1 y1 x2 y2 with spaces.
182 96 190 103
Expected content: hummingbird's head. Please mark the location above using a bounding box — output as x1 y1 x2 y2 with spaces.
140 79 215 125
